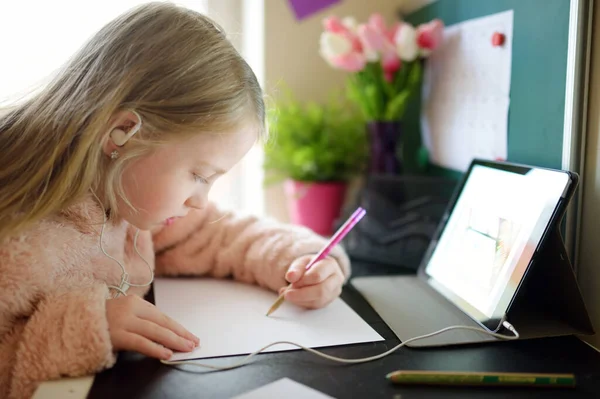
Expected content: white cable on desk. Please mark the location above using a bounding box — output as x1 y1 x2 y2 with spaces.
160 321 519 371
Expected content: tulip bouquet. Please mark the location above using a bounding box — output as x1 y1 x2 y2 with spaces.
319 13 444 122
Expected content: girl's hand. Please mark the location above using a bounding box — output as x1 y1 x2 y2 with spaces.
279 255 345 309
106 295 200 360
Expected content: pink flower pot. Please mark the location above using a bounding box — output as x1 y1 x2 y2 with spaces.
284 179 347 236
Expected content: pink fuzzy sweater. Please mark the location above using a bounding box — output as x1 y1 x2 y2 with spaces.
0 196 350 399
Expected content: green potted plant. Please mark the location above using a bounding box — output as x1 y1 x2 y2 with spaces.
263 90 368 236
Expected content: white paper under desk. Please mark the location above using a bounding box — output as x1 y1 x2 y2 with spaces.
153 277 384 361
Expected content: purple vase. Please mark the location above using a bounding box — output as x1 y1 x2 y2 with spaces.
367 121 402 174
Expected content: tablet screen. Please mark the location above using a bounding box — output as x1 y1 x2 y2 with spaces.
423 161 573 331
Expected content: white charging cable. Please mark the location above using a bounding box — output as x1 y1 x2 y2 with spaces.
91 191 230 298
91 191 154 298
160 321 519 370
88 193 518 368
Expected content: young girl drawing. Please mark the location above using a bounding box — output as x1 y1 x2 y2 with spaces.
0 3 350 398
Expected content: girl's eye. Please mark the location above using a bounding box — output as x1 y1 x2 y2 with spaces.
193 174 209 184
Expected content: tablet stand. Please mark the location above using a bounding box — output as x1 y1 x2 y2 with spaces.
507 227 594 339
351 226 594 347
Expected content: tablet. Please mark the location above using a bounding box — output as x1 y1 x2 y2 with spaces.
419 159 577 332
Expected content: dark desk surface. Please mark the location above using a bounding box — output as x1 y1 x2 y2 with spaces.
88 262 600 399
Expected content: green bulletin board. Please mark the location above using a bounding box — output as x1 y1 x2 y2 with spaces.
403 0 571 176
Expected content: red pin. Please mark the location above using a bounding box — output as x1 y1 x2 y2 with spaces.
492 32 505 47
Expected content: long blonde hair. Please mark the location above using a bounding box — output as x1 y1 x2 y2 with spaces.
0 2 265 240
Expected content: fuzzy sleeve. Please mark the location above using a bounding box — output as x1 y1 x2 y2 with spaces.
0 282 116 399
152 203 351 292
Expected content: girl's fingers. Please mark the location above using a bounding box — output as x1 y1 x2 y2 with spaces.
116 331 174 360
292 259 338 288
285 255 313 283
285 273 342 308
129 319 196 353
137 300 200 346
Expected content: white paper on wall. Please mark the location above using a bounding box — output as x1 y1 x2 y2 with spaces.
421 10 513 172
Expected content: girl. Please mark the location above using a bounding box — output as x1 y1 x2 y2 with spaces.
0 3 350 398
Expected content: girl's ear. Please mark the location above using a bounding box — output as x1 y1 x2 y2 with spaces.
102 110 142 157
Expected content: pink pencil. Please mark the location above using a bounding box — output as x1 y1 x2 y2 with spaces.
266 207 367 316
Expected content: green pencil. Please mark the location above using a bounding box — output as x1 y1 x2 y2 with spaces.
386 370 576 388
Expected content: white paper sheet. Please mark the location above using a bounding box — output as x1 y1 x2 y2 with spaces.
232 378 335 399
421 10 513 172
153 278 383 361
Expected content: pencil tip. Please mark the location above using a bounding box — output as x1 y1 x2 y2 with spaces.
266 294 286 317
266 305 276 316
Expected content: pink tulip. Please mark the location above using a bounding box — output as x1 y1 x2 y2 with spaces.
323 16 349 34
368 13 387 34
382 52 401 82
382 52 400 73
331 51 367 72
319 13 422 75
320 27 366 72
416 19 444 50
323 16 362 52
350 35 363 52
357 24 387 52
320 31 352 58
358 22 400 63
